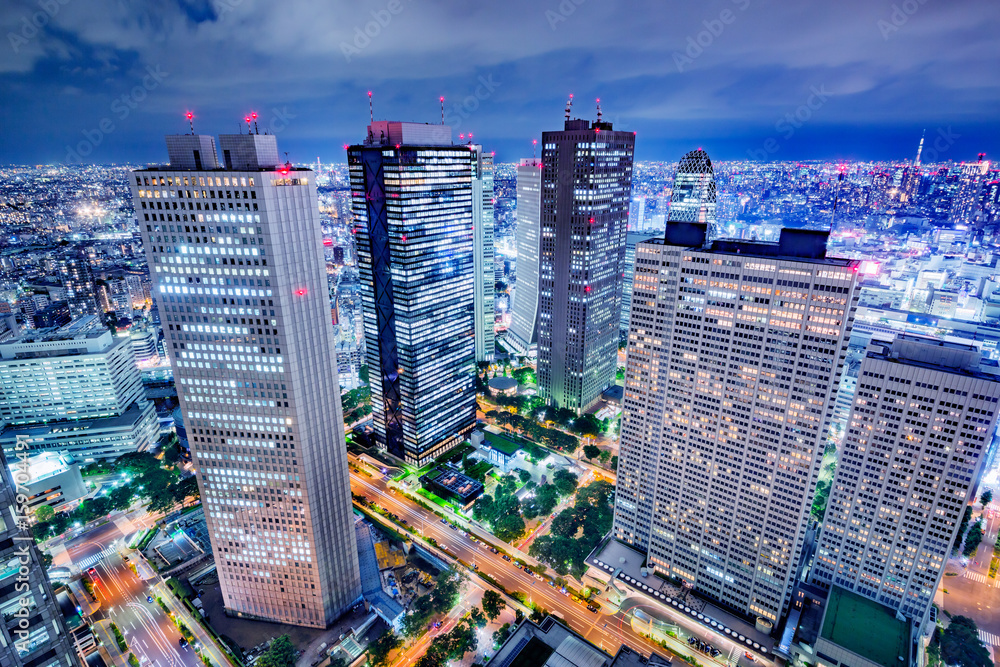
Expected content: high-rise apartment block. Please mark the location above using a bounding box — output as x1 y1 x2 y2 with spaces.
349 122 478 466
0 450 81 667
473 147 496 363
614 224 859 624
537 117 634 414
133 131 361 627
811 334 1000 623
56 249 99 320
0 316 158 462
620 232 659 339
505 158 543 354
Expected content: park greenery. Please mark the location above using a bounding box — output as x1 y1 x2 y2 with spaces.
415 616 478 667
367 630 402 667
473 474 526 543
481 590 505 621
342 386 372 424
255 635 296 667
939 616 992 667
954 506 974 554
485 409 580 454
402 568 465 638
981 489 993 507
963 519 984 558
34 451 199 539
529 480 615 578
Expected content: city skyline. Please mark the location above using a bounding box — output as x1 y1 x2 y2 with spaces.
1 0 999 164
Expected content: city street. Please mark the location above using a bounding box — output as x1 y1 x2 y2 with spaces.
50 510 231 667
349 467 769 666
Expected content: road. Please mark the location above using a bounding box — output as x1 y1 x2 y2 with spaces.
51 511 232 667
349 467 765 667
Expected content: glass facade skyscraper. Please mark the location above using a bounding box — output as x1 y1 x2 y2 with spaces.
666 148 717 234
473 148 496 363
349 122 478 466
505 158 543 354
133 132 361 628
537 118 634 415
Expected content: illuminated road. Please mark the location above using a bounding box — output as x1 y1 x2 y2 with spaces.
349 467 766 666
52 511 231 667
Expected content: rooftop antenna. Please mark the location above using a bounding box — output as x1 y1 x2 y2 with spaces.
440 96 445 124
533 138 537 158
368 91 373 124
186 112 194 134
596 98 602 124
245 115 252 135
251 112 259 135
565 94 574 121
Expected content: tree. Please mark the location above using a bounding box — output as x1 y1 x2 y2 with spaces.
494 514 526 543
611 455 618 471
172 476 200 502
954 506 973 553
34 505 55 523
517 469 532 484
582 444 601 461
981 489 993 507
940 616 992 667
109 485 135 512
552 469 579 497
256 635 296 667
963 520 984 558
482 590 505 621
598 450 611 466
367 629 401 667
469 607 487 628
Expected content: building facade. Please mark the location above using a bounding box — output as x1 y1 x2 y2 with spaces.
0 444 81 667
620 232 659 340
472 147 496 363
0 317 157 462
537 118 634 414
349 122 477 466
505 158 543 354
613 224 859 624
811 335 1000 624
133 131 361 627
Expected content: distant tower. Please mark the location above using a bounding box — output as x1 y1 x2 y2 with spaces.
506 158 543 354
914 129 925 167
666 148 717 236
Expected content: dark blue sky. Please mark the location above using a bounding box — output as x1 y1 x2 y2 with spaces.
1 0 997 166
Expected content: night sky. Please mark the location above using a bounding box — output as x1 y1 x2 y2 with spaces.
1 0 997 166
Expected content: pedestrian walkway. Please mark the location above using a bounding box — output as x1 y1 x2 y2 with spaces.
75 546 120 571
978 628 1000 647
964 570 991 585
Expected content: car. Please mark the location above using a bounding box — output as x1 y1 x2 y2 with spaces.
122 555 129 562
502 555 512 561
489 547 498 554
688 637 697 646
440 518 448 524
401 519 408 525
587 605 598 613
710 649 721 658
146 595 153 603
745 652 755 661
88 568 97 575
179 639 188 648
472 564 478 570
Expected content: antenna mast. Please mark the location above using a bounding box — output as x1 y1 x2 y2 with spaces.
564 94 574 121
596 98 602 124
186 112 194 134
440 96 445 124
368 91 373 124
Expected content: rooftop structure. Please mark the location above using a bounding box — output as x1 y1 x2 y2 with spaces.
814 586 913 667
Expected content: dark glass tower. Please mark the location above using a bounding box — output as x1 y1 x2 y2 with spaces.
349 122 478 466
537 116 634 415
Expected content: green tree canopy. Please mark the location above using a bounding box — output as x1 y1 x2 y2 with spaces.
256 635 296 667
482 590 505 621
941 616 992 667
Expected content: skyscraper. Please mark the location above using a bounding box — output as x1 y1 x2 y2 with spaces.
0 446 81 667
537 114 634 415
505 158 543 354
56 248 99 320
666 149 717 234
349 121 477 466
613 224 859 624
473 147 496 363
811 334 1000 624
133 131 361 627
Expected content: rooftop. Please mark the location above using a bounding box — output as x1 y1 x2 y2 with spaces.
820 586 910 667
489 376 519 391
483 427 524 456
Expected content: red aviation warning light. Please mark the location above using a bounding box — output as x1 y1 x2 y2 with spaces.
295 288 307 297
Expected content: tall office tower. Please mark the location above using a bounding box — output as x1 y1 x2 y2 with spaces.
56 249 99 320
0 316 158 462
473 147 496 362
619 232 660 340
613 224 860 624
133 131 361 627
950 159 990 224
913 129 925 167
628 196 647 232
537 115 634 415
505 158 543 354
666 149 717 234
349 121 477 466
811 335 1000 624
0 454 81 667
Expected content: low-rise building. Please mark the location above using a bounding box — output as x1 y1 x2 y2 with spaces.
8 451 87 513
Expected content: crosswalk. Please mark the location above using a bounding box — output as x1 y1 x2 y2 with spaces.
75 546 119 571
979 629 1000 647
964 570 991 585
